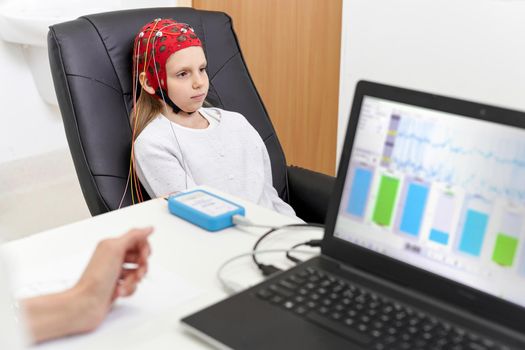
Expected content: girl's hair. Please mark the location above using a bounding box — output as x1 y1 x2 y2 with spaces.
131 90 163 140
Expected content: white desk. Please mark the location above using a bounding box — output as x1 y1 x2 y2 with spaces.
1 187 322 349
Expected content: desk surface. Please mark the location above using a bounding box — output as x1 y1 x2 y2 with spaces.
1 187 322 350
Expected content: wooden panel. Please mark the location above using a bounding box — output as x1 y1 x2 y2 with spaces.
193 0 341 176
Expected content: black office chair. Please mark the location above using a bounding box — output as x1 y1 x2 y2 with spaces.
48 7 334 223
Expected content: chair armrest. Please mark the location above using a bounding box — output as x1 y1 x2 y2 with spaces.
287 165 336 224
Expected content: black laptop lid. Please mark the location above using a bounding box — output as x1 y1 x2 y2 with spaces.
323 81 525 333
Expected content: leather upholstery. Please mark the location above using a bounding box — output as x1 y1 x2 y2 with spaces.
288 166 335 224
48 7 334 223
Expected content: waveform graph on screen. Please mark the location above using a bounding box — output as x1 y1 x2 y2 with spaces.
394 178 430 238
387 113 453 182
372 173 401 228
345 164 374 220
387 112 525 203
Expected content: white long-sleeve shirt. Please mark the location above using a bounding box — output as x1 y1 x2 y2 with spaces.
134 107 296 217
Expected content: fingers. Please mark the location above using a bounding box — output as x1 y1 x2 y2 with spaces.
119 282 138 297
117 270 141 297
97 227 154 302
119 264 148 281
123 241 151 264
138 242 151 269
141 242 152 261
122 242 151 277
115 253 149 299
118 227 154 252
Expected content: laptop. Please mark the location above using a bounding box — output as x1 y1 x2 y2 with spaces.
181 81 525 349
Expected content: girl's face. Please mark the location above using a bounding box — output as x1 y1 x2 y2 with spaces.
164 46 209 113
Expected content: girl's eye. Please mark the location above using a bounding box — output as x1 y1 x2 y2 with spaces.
177 71 187 78
200 67 207 72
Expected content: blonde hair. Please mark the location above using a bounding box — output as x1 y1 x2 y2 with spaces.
131 90 163 140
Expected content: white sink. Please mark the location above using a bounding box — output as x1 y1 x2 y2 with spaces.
0 3 112 47
0 1 114 105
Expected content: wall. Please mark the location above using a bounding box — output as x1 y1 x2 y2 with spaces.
338 0 525 167
0 40 64 163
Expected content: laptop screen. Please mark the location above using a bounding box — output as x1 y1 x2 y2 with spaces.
333 95 525 308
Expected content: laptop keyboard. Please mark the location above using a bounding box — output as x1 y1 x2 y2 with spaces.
255 266 510 350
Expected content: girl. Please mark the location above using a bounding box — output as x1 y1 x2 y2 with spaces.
131 18 296 217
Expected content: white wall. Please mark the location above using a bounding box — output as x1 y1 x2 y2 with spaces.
338 0 525 167
0 39 66 163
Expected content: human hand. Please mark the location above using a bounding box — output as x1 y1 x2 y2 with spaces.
73 227 154 331
23 227 154 343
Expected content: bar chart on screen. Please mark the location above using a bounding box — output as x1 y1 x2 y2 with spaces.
371 173 401 228
427 189 461 247
346 165 374 220
491 211 522 267
456 196 492 257
395 178 430 238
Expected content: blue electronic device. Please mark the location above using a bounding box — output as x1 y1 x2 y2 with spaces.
167 189 245 232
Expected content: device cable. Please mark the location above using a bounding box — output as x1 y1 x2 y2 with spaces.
285 239 322 264
217 248 317 294
152 26 190 192
249 223 324 277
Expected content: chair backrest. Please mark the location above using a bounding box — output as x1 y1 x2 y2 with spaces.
48 8 289 216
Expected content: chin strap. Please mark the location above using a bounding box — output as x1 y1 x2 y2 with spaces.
155 89 197 115
155 89 180 114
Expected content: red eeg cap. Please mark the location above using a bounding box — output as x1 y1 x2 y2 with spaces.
133 18 202 95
